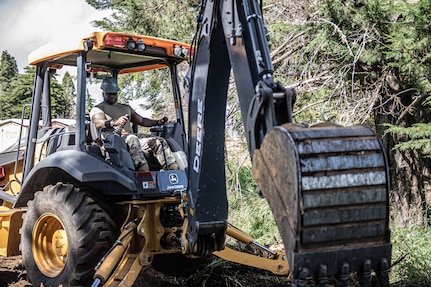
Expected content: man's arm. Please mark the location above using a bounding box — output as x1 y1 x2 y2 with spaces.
130 111 167 127
91 108 128 129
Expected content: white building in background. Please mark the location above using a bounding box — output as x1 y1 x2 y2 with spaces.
0 118 74 152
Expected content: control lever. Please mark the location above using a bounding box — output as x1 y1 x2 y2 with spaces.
150 116 168 133
114 114 129 136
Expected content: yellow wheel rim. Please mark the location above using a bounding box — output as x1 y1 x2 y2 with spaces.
32 213 68 277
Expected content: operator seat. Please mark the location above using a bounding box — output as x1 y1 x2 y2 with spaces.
88 122 135 171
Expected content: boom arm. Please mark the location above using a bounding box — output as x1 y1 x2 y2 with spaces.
185 0 294 255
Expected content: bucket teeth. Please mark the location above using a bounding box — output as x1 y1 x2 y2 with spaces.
359 259 372 287
316 264 328 287
377 258 390 287
337 262 350 287
294 267 309 287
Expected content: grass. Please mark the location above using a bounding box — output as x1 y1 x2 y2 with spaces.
390 224 431 286
225 161 281 245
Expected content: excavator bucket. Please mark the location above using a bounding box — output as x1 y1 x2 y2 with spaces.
253 123 391 285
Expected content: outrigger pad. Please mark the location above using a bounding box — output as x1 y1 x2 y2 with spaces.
252 123 391 284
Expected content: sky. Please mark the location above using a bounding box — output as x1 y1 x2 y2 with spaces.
0 0 151 115
0 0 109 72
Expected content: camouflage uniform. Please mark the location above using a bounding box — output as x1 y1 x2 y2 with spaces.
125 134 176 169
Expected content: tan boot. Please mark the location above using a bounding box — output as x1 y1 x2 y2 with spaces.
137 162 150 172
168 163 179 170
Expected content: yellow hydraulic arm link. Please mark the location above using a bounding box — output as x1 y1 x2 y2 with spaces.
92 198 182 287
213 224 290 276
91 220 138 287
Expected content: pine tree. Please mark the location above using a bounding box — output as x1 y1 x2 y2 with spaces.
4 66 36 119
49 73 66 118
86 88 95 115
0 51 18 86
0 51 19 119
86 0 199 42
0 62 68 119
62 71 76 118
284 0 431 226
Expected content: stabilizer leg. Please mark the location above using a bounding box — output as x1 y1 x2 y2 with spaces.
213 224 290 276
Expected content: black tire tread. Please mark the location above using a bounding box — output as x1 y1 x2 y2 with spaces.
21 182 117 286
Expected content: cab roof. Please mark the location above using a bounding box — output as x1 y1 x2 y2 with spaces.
28 31 190 74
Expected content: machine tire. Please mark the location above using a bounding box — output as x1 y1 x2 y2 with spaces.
21 183 117 286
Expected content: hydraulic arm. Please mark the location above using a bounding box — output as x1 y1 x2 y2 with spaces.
185 0 294 256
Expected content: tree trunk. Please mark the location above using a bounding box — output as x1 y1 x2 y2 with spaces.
375 112 431 228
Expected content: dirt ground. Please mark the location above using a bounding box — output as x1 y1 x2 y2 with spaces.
0 255 184 287
0 255 291 287
0 255 30 287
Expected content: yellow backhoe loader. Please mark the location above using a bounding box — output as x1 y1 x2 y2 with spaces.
0 1 391 286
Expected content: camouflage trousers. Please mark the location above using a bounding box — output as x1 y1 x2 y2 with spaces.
125 134 176 169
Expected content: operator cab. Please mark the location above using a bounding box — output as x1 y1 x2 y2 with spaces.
20 31 190 201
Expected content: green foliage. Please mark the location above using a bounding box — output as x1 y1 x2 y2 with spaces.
278 0 431 156
49 73 67 118
61 71 76 118
0 51 18 86
370 0 431 154
384 1 431 91
2 68 66 119
117 68 171 117
390 224 431 285
86 88 95 114
225 162 280 244
86 0 199 42
0 51 69 120
0 51 19 120
2 66 35 119
270 0 431 127
385 123 431 154
310 0 400 122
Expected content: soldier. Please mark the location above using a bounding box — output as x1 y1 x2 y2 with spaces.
90 77 179 171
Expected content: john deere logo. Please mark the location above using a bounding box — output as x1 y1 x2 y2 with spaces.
169 173 179 184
